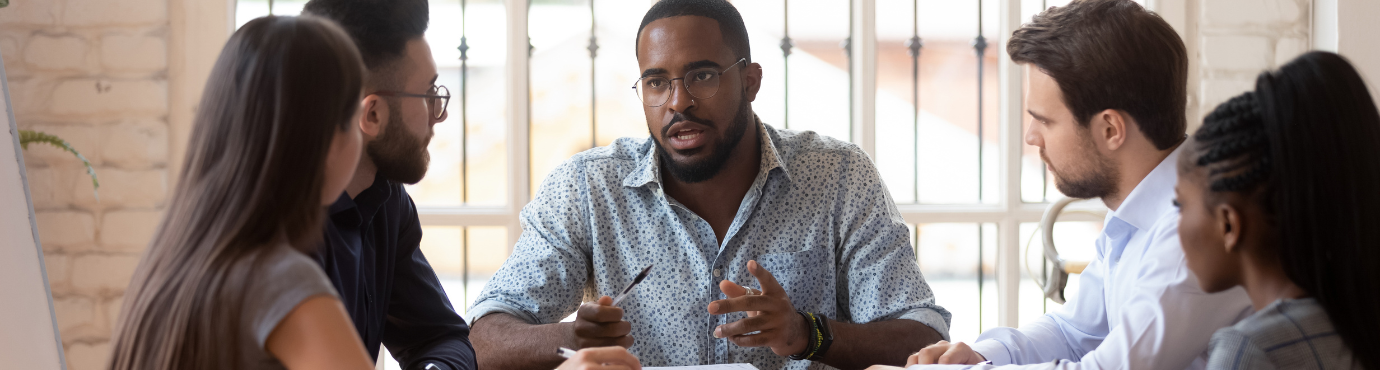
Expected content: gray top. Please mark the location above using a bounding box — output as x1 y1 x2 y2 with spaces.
238 242 341 369
1207 298 1359 370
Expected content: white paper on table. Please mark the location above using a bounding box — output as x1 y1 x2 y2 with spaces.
644 364 759 370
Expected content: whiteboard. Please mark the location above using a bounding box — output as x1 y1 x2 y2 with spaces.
0 49 66 369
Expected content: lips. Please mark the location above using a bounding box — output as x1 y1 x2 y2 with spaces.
664 121 712 151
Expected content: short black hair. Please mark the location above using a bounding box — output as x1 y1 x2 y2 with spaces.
303 0 429 73
636 0 751 64
1008 0 1187 150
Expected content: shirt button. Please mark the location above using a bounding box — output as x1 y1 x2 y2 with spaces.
713 268 722 278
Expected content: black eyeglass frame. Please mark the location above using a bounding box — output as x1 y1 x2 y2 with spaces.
631 58 748 108
372 85 451 120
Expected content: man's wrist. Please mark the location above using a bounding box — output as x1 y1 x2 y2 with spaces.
787 311 832 361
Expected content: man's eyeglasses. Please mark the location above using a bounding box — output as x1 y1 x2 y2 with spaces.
632 58 747 108
372 85 451 120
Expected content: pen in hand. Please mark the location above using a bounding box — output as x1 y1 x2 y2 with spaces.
556 347 579 359
610 264 653 307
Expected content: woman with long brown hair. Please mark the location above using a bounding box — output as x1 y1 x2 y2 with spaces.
108 15 374 370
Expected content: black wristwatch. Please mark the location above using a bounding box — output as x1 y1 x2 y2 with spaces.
788 311 834 361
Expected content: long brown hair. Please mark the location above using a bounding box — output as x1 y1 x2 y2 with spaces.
109 15 364 370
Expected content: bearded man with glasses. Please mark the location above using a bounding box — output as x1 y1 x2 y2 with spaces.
301 1 476 369
467 0 950 369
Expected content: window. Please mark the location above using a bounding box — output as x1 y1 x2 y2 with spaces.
234 0 1128 362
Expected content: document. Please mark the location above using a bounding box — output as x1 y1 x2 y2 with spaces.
645 365 759 370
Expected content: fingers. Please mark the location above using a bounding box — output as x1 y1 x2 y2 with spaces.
719 279 748 298
577 301 626 323
937 342 982 365
916 340 949 365
573 319 632 340
713 314 771 338
725 331 774 347
747 260 785 296
557 346 642 370
706 295 778 315
574 299 632 348
906 352 922 367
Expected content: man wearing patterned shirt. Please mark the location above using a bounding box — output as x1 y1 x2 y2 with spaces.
466 0 949 369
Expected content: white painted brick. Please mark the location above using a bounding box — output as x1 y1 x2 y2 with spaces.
1204 0 1302 26
71 168 166 209
71 254 141 292
0 0 61 26
63 0 167 27
7 77 51 115
102 296 124 333
53 296 96 334
1203 35 1272 72
23 34 88 72
35 211 96 248
101 34 167 72
0 32 23 72
49 79 168 116
103 120 168 167
1274 37 1309 68
18 123 104 166
65 341 111 370
99 210 162 252
1202 78 1257 115
45 252 72 291
25 166 76 209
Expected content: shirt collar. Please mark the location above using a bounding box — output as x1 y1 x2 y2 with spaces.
1105 144 1184 231
622 114 790 189
329 174 393 227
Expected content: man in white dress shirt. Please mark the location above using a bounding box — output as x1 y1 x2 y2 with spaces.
875 1 1253 369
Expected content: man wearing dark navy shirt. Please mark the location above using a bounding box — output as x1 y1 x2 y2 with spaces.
303 1 475 369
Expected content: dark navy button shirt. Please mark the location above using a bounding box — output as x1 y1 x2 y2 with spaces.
319 175 476 370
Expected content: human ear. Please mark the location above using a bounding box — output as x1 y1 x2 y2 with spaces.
1098 109 1129 151
1218 203 1243 254
359 95 386 138
743 62 763 102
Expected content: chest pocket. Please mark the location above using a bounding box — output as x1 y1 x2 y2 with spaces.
755 247 833 310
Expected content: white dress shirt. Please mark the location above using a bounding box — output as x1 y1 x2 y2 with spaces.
916 146 1252 370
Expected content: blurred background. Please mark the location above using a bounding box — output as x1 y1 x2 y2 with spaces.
6 0 1376 368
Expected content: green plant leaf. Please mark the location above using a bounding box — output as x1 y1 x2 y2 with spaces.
18 129 100 200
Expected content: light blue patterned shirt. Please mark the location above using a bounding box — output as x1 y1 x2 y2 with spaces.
468 119 951 369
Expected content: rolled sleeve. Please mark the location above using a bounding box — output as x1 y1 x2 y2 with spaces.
836 147 951 339
467 159 594 326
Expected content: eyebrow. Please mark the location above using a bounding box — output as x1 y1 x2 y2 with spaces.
1028 110 1050 123
641 68 668 79
640 60 723 79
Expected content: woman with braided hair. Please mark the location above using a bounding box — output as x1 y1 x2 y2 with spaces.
1174 51 1380 370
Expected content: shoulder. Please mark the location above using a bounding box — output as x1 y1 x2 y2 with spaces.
240 244 340 346
545 137 650 181
251 244 338 298
1207 325 1271 370
771 127 869 165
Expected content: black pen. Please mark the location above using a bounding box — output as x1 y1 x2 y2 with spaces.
610 264 653 307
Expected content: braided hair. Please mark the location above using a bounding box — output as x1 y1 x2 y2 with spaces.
1192 92 1272 194
1188 51 1380 370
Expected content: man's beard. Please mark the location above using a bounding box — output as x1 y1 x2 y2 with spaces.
652 98 753 184
368 102 430 184
1043 130 1118 199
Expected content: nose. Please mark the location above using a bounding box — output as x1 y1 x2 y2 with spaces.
434 106 448 125
663 79 696 114
1024 119 1043 148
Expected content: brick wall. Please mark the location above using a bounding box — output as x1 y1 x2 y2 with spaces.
1196 0 1312 118
0 0 169 368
